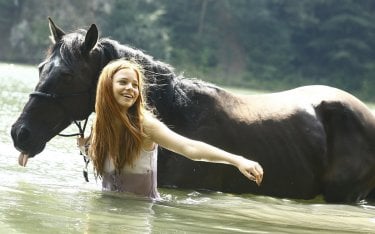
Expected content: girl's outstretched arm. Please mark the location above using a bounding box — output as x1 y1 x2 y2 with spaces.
143 113 263 185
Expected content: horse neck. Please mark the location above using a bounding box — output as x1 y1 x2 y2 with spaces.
94 39 224 121
95 39 176 107
96 39 174 85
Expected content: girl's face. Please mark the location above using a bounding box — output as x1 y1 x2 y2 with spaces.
112 68 140 111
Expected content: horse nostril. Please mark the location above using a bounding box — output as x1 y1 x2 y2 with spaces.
16 125 31 143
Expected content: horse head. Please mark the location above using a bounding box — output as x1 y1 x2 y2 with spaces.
11 18 102 164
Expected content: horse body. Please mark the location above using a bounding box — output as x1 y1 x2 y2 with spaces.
156 85 326 198
11 19 375 203
157 83 375 202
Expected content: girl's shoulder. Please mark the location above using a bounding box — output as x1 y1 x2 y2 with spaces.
142 111 160 133
142 111 162 147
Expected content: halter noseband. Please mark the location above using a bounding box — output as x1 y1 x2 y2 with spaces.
29 90 92 137
29 89 93 182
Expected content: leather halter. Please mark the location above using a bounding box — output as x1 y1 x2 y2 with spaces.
29 89 93 182
29 90 91 137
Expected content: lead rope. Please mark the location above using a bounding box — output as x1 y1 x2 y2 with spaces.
29 89 93 182
78 120 90 182
69 118 91 182
82 152 90 182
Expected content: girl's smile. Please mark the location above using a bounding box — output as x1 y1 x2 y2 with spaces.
112 68 140 111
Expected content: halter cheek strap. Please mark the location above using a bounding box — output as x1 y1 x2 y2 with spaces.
29 90 93 182
29 90 92 137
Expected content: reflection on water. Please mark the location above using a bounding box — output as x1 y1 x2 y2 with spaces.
1 63 375 233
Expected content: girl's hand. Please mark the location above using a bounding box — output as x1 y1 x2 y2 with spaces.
238 158 264 186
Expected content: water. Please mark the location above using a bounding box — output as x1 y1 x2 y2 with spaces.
1 62 375 233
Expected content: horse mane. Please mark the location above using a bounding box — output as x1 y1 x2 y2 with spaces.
45 29 88 67
46 28 225 109
95 36 224 108
96 37 176 84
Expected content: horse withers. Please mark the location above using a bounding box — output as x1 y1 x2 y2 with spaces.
11 18 375 203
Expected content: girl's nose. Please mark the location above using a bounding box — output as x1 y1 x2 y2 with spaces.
124 83 132 89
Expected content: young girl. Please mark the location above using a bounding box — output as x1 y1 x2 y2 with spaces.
81 59 263 199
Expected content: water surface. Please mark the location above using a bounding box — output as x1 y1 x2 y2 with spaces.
1 63 374 233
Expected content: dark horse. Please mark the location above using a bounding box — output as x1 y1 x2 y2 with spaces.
11 18 375 203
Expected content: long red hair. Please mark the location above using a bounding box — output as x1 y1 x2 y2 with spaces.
89 59 147 178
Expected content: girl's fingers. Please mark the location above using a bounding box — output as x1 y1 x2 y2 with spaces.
245 169 261 185
252 165 263 186
243 169 256 182
240 161 264 186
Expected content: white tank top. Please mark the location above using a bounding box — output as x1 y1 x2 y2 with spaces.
101 146 159 199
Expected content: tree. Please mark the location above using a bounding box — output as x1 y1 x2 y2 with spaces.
0 0 22 61
284 0 375 91
97 0 170 61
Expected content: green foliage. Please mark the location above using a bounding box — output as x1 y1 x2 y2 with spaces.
97 0 170 60
0 0 21 61
1 0 375 100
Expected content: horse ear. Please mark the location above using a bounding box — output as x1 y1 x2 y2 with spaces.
48 17 65 44
83 24 98 54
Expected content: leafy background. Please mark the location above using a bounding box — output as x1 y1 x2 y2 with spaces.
1 0 375 100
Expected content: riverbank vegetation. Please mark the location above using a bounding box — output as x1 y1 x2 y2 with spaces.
1 0 374 100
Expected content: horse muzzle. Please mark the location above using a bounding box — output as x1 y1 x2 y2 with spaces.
10 123 44 158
